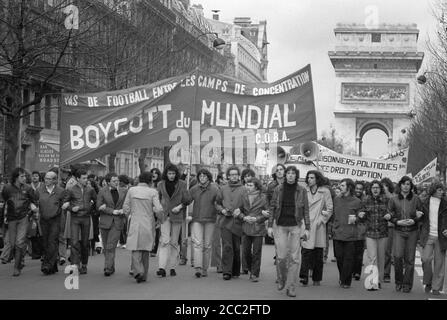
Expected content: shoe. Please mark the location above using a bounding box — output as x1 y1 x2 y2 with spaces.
402 287 411 293
195 268 202 278
134 273 145 283
313 281 321 286
395 284 403 292
41 267 50 275
331 258 337 262
425 284 432 293
217 268 223 273
179 259 187 266
156 268 166 277
251 276 259 282
353 273 361 281
242 269 249 275
300 278 308 286
202 270 208 277
1 260 7 264
59 258 66 266
121 245 126 249
95 247 102 254
79 265 87 275
432 290 441 296
286 287 296 297
13 268 21 277
384 276 390 283
129 271 134 276
342 285 351 289
367 288 378 291
150 252 157 257
104 270 112 277
232 275 239 279
170 269 176 277
223 273 231 280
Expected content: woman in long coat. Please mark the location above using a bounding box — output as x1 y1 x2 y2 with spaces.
123 171 163 283
299 170 333 286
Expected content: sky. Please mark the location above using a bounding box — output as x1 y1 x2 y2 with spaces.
196 0 438 158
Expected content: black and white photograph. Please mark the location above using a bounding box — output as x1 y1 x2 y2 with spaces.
0 0 447 307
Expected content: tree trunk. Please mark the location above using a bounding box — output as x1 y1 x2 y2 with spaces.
4 114 21 176
138 148 148 173
108 152 116 173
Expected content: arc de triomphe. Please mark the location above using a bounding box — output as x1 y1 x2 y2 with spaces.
328 23 424 156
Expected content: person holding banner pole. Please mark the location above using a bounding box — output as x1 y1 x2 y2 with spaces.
352 181 367 281
388 176 424 293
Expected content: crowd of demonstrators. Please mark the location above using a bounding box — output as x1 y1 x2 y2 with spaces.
2 165 447 299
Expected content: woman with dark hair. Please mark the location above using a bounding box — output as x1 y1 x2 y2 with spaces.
358 180 391 290
241 169 256 185
189 168 219 277
149 168 162 258
381 177 395 283
237 178 269 282
419 182 447 295
388 175 424 293
332 178 362 289
299 170 333 286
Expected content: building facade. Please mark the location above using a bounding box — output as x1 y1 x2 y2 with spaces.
328 23 424 156
0 0 234 178
208 15 268 82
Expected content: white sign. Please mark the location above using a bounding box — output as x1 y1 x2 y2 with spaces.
378 147 408 177
413 158 437 184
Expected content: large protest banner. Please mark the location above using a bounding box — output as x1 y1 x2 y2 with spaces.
60 65 317 166
378 147 408 177
317 145 401 182
413 158 437 184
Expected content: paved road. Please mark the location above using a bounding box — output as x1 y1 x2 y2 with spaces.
0 240 444 300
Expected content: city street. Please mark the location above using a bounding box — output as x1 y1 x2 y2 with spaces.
0 241 442 300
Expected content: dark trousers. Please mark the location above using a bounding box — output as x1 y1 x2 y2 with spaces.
241 235 249 272
393 229 418 289
221 228 241 276
300 247 324 282
40 216 60 271
70 216 90 266
353 239 365 276
100 222 121 272
241 235 263 277
132 250 149 281
334 240 356 286
384 226 394 277
30 236 44 258
120 218 127 245
151 227 160 254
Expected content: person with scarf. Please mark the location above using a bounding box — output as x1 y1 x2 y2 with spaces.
215 166 247 280
189 168 219 278
237 178 269 282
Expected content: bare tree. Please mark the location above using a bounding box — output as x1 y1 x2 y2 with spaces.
406 0 447 181
317 127 346 154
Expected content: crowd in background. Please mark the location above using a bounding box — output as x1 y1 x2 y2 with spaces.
0 164 446 298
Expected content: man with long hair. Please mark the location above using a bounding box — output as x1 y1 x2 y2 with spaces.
388 176 424 293
156 164 191 277
299 170 333 286
267 166 310 297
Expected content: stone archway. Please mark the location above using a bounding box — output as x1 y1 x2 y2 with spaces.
356 118 393 156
